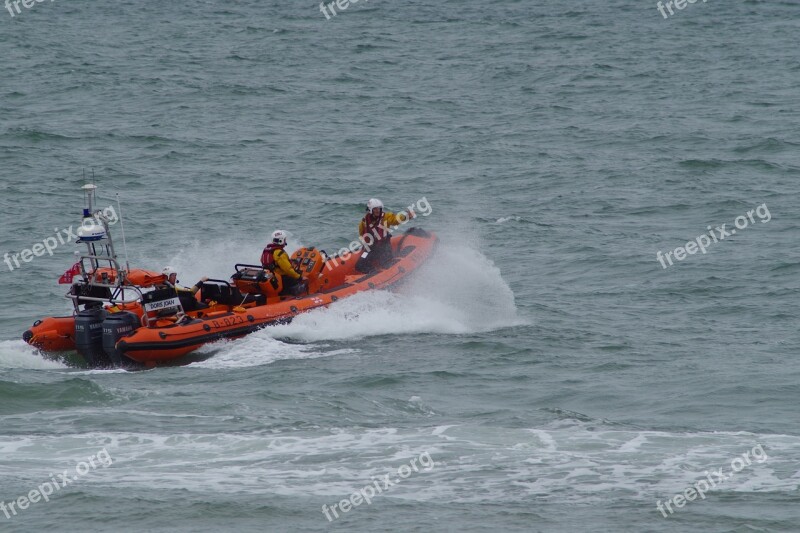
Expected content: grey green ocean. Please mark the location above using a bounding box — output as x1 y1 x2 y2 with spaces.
1 0 799 531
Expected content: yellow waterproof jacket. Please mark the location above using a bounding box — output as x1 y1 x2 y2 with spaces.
272 249 301 279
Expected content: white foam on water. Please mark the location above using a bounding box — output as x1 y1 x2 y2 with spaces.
0 340 67 370
404 241 525 332
262 290 470 343
495 215 524 224
187 331 353 370
70 368 132 375
0 425 794 505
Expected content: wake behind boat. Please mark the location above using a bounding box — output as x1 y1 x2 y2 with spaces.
23 185 437 368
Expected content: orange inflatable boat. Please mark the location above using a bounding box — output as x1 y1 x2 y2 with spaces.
23 185 437 368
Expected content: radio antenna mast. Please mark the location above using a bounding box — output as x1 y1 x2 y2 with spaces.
116 193 130 273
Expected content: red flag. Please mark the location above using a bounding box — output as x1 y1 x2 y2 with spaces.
58 262 82 284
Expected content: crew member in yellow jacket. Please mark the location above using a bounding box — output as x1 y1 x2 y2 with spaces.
260 230 305 295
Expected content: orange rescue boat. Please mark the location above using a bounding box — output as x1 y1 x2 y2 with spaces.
23 184 437 368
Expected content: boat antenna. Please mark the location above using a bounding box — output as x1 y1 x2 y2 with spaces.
83 182 95 215
116 193 131 273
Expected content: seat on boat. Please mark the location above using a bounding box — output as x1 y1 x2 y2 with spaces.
70 283 113 307
201 281 265 307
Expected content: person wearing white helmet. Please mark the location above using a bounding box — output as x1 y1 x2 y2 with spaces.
260 230 305 295
356 198 415 273
161 266 208 296
160 266 207 295
157 266 209 312
160 266 178 287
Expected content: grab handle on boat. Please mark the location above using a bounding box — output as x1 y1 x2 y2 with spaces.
203 278 233 287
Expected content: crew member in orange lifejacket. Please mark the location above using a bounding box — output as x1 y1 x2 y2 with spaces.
356 198 415 273
261 230 305 295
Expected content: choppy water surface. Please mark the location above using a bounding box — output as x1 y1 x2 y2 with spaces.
1 1 799 531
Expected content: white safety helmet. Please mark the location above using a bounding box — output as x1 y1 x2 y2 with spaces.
162 266 177 278
366 198 384 212
272 229 287 246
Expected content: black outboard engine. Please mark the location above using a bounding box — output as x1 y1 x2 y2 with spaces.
74 308 110 367
102 312 142 368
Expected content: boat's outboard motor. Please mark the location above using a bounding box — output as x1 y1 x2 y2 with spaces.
74 308 110 367
102 312 142 368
